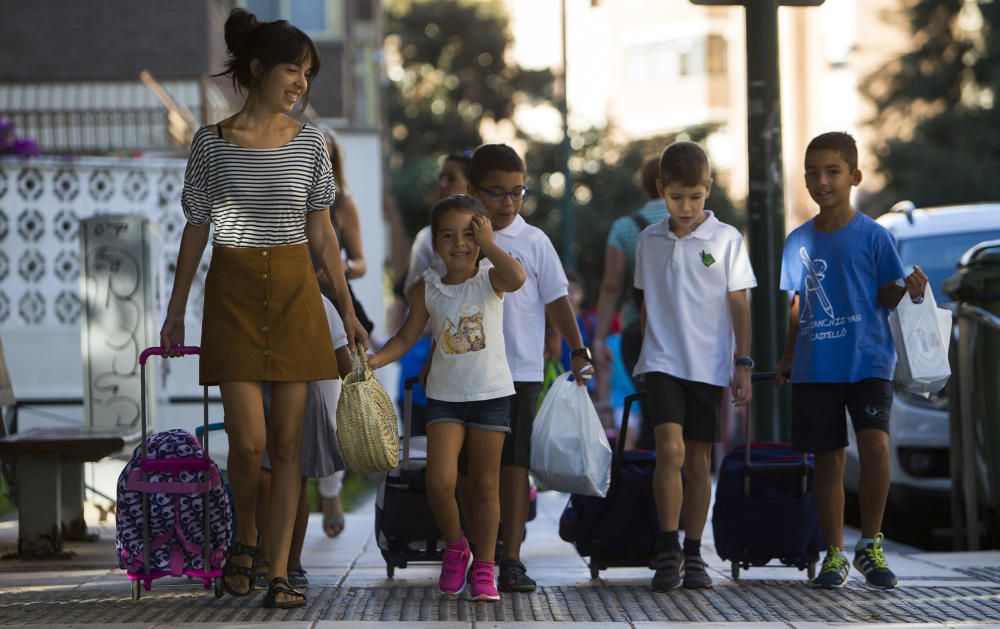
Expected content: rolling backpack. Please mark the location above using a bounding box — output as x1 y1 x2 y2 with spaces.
115 428 232 577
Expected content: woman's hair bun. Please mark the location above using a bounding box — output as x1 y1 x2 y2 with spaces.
224 8 260 56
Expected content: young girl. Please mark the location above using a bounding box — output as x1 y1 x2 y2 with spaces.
160 8 365 609
369 194 525 601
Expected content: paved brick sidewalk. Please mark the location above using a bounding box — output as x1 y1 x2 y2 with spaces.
1 490 999 627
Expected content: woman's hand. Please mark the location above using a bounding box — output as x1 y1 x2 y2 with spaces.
159 312 186 356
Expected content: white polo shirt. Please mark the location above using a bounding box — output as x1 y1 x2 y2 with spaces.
633 211 757 387
494 215 569 382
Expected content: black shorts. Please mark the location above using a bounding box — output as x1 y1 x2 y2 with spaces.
643 372 723 443
790 378 893 454
500 382 542 468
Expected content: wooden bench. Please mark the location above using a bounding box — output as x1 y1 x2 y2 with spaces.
0 427 128 558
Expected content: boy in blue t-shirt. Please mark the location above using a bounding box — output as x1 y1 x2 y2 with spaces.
776 132 927 590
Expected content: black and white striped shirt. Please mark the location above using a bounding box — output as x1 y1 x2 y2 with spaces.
181 123 336 247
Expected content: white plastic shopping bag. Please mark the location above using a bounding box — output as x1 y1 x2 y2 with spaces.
889 286 952 395
530 371 612 497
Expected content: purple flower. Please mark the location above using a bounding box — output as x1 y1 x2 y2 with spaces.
0 117 40 156
12 137 40 157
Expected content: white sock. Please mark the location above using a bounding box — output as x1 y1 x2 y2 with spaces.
855 537 874 552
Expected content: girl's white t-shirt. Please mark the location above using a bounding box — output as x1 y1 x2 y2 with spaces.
423 264 516 402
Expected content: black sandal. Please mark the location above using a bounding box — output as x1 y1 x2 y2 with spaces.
262 576 307 609
222 540 259 597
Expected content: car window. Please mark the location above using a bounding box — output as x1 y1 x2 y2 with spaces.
897 230 1000 302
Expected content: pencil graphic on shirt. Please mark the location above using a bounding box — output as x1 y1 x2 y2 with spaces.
799 247 834 319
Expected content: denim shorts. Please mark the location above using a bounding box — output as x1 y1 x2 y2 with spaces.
425 396 511 433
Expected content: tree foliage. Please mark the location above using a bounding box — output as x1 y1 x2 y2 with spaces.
385 0 551 236
523 124 741 305
385 0 740 303
864 0 1000 209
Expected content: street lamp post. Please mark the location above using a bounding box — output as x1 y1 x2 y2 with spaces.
560 0 575 270
690 0 824 441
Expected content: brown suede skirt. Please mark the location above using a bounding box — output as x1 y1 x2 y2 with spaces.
200 244 339 385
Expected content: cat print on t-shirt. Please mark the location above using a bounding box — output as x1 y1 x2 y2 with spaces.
440 303 486 355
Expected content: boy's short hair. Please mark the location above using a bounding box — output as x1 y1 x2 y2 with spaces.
469 144 525 186
638 155 661 199
659 141 712 187
806 131 858 171
429 193 487 241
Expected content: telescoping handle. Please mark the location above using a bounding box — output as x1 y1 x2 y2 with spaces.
403 376 420 467
138 346 209 457
742 371 776 458
139 345 200 365
742 371 808 498
610 391 645 494
138 345 210 576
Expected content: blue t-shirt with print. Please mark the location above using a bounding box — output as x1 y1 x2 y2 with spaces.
779 212 905 383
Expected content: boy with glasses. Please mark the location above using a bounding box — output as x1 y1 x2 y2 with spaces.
466 144 594 592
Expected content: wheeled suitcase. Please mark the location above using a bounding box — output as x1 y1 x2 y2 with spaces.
375 377 446 577
559 392 660 578
375 377 536 576
116 346 232 600
711 372 823 579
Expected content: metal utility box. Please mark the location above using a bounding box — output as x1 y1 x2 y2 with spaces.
80 215 163 435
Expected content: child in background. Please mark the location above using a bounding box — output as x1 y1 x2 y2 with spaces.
256 295 353 587
369 194 526 601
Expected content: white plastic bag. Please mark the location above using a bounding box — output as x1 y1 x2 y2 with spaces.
889 286 952 395
530 371 612 497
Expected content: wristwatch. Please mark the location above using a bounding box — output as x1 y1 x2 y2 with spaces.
570 346 592 361
734 356 755 369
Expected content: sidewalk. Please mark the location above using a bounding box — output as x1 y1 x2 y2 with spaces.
1 489 999 627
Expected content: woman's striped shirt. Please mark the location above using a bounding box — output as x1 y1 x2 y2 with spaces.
180 123 336 248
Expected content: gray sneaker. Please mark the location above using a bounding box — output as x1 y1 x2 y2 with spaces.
682 554 713 589
853 534 898 590
650 547 684 592
812 547 850 589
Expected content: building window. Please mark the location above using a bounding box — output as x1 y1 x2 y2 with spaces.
624 34 727 85
241 0 343 40
707 35 727 76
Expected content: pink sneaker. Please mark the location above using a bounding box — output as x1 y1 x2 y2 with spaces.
439 537 472 596
469 560 500 601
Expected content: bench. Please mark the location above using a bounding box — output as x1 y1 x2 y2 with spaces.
0 427 128 558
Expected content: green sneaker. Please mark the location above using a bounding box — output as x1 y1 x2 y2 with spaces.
853 533 898 589
812 547 850 589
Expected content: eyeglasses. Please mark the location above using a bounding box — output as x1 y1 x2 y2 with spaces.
475 184 528 203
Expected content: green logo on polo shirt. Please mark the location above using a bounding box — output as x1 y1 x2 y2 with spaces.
700 250 716 267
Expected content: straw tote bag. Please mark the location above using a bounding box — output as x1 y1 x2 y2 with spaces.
336 347 400 474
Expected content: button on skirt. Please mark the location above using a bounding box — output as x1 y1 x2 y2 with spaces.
200 244 339 385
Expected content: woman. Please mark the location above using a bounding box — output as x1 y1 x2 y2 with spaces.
316 128 374 334
159 8 366 609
